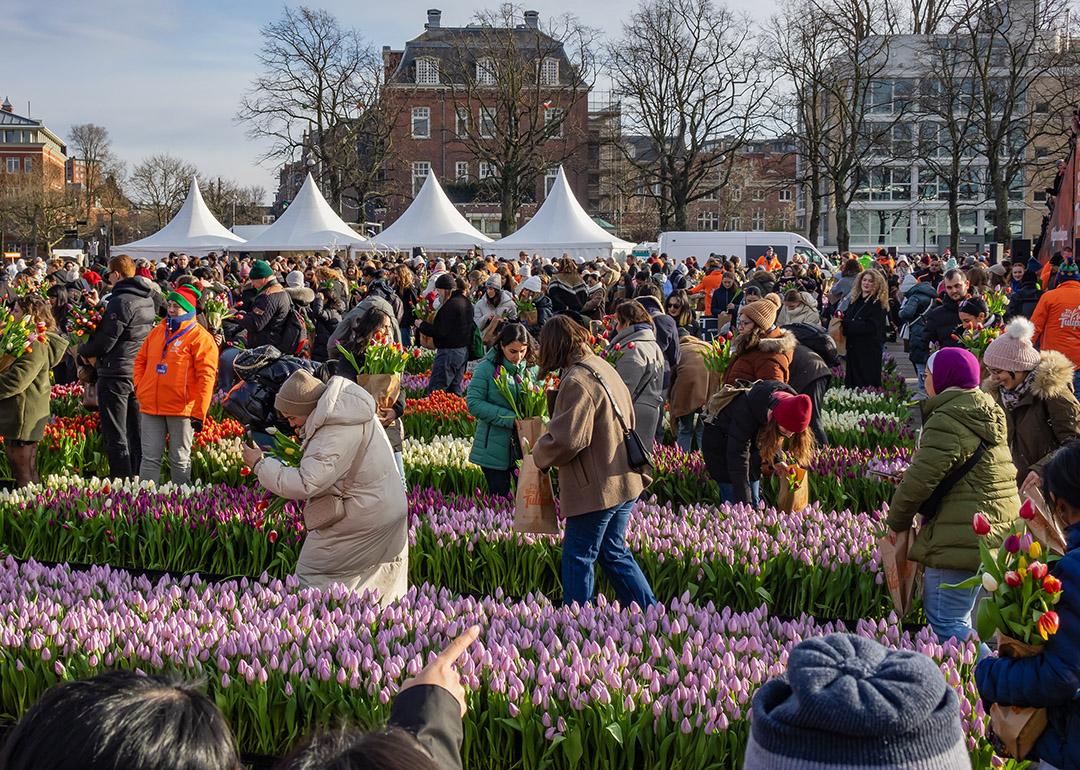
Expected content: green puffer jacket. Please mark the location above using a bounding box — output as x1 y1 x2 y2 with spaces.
466 349 536 471
886 387 1019 571
0 331 69 442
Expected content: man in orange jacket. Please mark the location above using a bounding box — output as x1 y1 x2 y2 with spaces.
690 260 725 315
1031 260 1080 393
133 285 219 484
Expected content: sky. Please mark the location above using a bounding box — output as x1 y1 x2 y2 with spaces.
4 0 772 203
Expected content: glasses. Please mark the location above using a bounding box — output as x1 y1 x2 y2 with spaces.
986 367 1005 376
666 303 681 311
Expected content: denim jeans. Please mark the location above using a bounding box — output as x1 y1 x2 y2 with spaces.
139 414 195 485
1072 368 1080 396
915 362 927 393
428 347 468 395
481 467 513 497
718 480 760 507
562 499 657 609
218 346 242 393
923 567 982 645
98 376 142 479
400 324 412 348
676 413 703 453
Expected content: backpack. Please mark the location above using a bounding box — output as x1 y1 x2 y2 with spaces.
704 382 754 421
279 308 311 359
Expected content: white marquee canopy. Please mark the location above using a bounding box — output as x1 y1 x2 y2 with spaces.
239 173 367 254
369 173 491 252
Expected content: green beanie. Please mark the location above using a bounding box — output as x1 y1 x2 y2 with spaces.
250 260 274 280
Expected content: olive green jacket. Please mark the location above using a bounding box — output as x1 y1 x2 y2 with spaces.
887 387 1019 571
0 332 69 442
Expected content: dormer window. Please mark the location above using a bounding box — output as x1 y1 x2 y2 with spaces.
539 57 559 85
476 58 496 86
416 57 440 85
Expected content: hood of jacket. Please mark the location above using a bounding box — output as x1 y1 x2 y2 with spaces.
479 289 514 309
303 376 376 438
755 328 796 356
610 324 658 347
551 271 584 289
923 387 1008 445
636 295 663 315
905 281 937 301
112 276 155 299
285 286 315 304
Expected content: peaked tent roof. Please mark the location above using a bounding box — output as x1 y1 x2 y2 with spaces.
239 173 367 253
112 177 246 259
487 167 634 260
369 173 491 252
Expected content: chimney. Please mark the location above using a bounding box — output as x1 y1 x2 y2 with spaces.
426 9 441 28
524 10 539 28
1 97 12 114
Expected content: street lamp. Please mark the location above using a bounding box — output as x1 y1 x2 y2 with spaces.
917 210 928 254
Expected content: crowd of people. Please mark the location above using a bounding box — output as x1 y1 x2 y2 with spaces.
1 242 1079 768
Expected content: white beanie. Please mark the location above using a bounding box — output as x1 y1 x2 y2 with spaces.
285 270 305 288
899 274 918 294
518 275 543 295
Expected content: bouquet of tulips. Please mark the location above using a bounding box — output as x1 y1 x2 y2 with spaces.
515 296 537 325
67 303 103 345
203 295 234 331
414 291 438 323
984 289 1008 319
493 366 548 421
338 334 409 409
702 333 734 375
0 309 46 372
603 340 631 367
953 324 1002 361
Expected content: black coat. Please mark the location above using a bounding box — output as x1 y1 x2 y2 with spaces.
842 295 887 388
242 282 294 350
702 380 795 503
389 684 464 770
310 294 343 362
79 277 157 379
709 285 740 319
637 295 681 390
418 293 474 349
922 294 964 352
1005 282 1041 321
783 323 839 391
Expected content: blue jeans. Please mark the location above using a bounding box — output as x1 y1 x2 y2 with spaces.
676 413 703 453
428 347 468 395
718 480 760 507
218 347 242 393
562 499 657 609
1072 368 1080 395
915 362 927 392
400 324 412 348
923 567 983 645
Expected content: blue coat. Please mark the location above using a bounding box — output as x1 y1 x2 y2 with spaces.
975 521 1080 770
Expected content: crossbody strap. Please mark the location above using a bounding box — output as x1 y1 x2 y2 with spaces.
920 439 988 520
575 363 632 438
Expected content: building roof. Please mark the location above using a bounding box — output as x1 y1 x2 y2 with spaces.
0 107 67 153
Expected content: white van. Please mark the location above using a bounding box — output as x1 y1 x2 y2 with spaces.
657 231 835 271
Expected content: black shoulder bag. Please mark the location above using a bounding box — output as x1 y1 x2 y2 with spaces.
917 439 988 519
577 363 653 472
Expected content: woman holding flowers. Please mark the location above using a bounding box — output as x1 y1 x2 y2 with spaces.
886 347 1019 645
466 322 534 496
0 296 69 487
976 441 1080 770
841 269 889 388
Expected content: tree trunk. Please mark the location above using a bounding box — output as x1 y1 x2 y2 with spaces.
807 167 822 245
499 183 517 237
949 186 960 257
833 184 850 254
986 154 1011 243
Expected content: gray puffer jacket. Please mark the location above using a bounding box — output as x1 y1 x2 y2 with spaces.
608 324 665 443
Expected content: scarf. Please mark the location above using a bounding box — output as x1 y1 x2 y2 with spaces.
166 310 196 334
999 369 1036 411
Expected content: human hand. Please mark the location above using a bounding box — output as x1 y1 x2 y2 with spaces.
379 407 396 427
401 625 480 717
773 461 791 477
241 442 264 468
887 530 900 545
212 332 224 346
1021 470 1041 496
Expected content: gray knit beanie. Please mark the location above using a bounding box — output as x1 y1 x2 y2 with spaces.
744 634 969 769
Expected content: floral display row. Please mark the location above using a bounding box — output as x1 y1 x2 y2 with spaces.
0 558 1014 768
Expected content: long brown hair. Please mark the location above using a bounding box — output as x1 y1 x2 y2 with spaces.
390 264 414 291
757 420 815 467
17 296 56 332
615 299 654 328
538 315 592 374
850 269 889 307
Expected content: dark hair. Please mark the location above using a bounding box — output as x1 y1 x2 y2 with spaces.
958 297 988 317
346 308 393 356
0 670 240 770
277 728 438 770
842 258 862 277
1043 440 1080 523
633 283 662 302
491 321 529 368
943 268 968 283
615 299 654 328
538 314 592 374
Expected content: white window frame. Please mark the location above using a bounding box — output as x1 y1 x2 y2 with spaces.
697 211 719 230
415 58 440 85
778 188 793 202
455 161 469 182
411 107 431 139
476 58 496 86
6 158 19 173
479 161 496 180
23 157 32 173
731 187 742 201
456 107 469 138
544 107 564 139
752 210 765 230
752 188 766 202
539 57 559 85
544 168 559 196
411 161 430 196
728 215 742 230
480 107 496 139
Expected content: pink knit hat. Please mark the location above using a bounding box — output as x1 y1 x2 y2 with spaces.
983 318 1041 372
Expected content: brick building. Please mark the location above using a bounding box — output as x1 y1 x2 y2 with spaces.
0 98 67 190
379 9 591 237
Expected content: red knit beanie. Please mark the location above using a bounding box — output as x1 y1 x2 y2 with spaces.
771 392 813 434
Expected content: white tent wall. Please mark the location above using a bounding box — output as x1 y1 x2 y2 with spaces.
238 173 367 254
368 173 492 253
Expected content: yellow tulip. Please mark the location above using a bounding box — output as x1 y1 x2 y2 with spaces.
1029 541 1042 559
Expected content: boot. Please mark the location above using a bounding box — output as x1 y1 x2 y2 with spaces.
6 444 35 488
28 443 40 486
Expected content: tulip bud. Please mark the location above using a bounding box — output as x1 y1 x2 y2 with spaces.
1018 498 1036 520
1029 540 1042 559
1037 610 1059 640
1029 561 1049 581
1004 570 1022 588
981 573 999 592
1042 574 1062 594
1003 534 1021 553
972 512 992 536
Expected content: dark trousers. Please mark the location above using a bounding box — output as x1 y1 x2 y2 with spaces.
482 466 513 497
98 376 142 478
803 375 830 447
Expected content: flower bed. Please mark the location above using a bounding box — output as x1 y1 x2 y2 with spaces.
402 436 486 494
402 392 476 440
821 409 915 449
0 558 1013 768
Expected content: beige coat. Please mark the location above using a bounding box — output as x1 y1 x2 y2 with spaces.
258 376 408 604
669 336 721 419
533 354 647 517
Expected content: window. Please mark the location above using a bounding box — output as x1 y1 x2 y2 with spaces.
697 211 719 230
544 167 559 196
727 216 742 230
700 186 718 201
1035 190 1048 202
752 210 765 230
415 58 440 85
1035 102 1050 114
778 188 792 202
6 158 18 173
1036 147 1050 159
476 58 496 86
848 209 911 245
479 161 496 180
539 57 559 85
23 157 31 173
411 107 430 139
480 107 496 139
731 187 742 201
854 167 911 201
455 161 469 182
456 107 469 137
411 161 430 196
752 188 766 201
544 107 564 139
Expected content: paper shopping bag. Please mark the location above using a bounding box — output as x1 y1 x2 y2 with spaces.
1022 487 1067 555
356 373 402 411
989 633 1048 759
513 455 559 534
776 467 809 512
878 528 920 617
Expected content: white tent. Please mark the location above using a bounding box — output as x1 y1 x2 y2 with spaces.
487 167 634 260
369 173 491 252
239 173 367 254
112 177 246 258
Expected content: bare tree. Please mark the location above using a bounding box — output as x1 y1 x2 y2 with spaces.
128 154 198 228
426 5 596 235
0 165 77 256
609 0 775 231
201 177 268 227
67 124 123 231
236 6 390 218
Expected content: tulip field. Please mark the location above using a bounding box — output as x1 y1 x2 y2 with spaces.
0 359 1029 769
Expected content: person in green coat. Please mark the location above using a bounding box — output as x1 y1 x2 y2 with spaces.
466 322 533 496
887 347 1019 646
0 296 70 487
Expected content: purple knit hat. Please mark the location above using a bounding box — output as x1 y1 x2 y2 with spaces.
927 347 981 390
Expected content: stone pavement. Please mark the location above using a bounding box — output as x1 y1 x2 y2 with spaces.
886 341 918 388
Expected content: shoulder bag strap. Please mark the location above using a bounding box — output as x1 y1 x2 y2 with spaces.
576 363 632 438
919 439 988 520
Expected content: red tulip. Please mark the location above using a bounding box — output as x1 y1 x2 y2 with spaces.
627 341 636 349
972 512 991 536
1004 570 1022 588
268 530 279 544
1019 499 1036 520
1029 561 1049 581
1042 574 1062 594
1037 611 1059 640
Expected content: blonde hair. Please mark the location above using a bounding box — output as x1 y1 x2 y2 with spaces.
850 269 889 307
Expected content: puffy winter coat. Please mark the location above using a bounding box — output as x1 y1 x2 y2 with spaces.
776 293 822 329
473 289 517 330
133 318 219 421
984 350 1080 484
724 328 795 385
257 377 408 592
886 387 1019 571
669 336 721 419
975 521 1080 770
921 293 965 353
898 281 938 365
1004 281 1041 322
466 349 535 471
608 324 665 443
79 277 157 378
0 332 68 441
636 295 681 390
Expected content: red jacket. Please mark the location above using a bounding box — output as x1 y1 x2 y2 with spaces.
134 318 219 420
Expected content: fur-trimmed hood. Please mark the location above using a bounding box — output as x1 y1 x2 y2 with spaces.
285 285 316 305
754 328 797 355
982 349 1075 400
